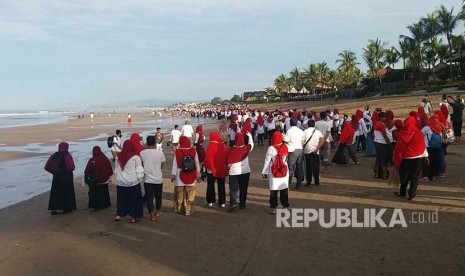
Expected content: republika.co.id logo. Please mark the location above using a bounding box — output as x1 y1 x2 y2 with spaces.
276 208 438 228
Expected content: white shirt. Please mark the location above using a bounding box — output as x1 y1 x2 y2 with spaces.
112 135 122 153
315 120 331 142
181 124 194 138
285 126 305 152
140 148 166 184
115 156 144 187
229 133 254 175
303 127 324 154
267 118 276 130
422 126 433 148
170 129 182 143
171 152 200 186
422 101 432 114
261 146 289 190
284 117 291 131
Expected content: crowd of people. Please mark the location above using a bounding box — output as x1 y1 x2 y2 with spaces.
44 94 464 220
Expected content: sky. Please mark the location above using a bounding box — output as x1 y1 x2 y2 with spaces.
0 0 461 110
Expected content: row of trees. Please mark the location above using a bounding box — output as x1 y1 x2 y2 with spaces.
269 4 465 97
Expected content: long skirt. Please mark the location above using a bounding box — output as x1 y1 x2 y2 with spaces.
116 184 143 219
427 147 441 177
88 183 111 210
332 144 349 165
49 173 76 212
365 134 376 157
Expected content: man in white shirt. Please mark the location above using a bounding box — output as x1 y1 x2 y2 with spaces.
170 124 182 150
303 120 325 186
421 97 432 115
181 120 194 141
111 129 122 162
284 118 305 190
140 136 166 220
314 112 332 173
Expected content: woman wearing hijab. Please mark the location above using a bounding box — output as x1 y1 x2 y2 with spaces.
227 131 254 212
227 115 240 147
393 116 427 200
428 114 446 178
130 133 145 155
266 114 276 145
262 131 290 214
256 114 265 146
44 142 76 215
194 125 206 181
355 110 367 152
242 118 253 144
171 136 200 216
114 140 144 223
218 119 229 145
204 131 229 208
333 118 358 165
84 146 113 210
363 110 376 157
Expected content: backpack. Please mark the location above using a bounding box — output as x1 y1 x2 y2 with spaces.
428 133 442 149
107 136 115 148
181 154 196 172
271 149 288 178
50 152 66 175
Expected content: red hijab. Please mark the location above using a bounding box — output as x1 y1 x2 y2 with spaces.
267 114 274 123
392 119 404 142
175 136 197 184
242 118 252 134
440 104 449 120
227 132 251 164
350 114 359 130
355 110 363 121
204 132 229 178
372 110 379 124
196 125 204 142
85 146 113 183
272 131 288 156
118 140 137 170
429 114 442 134
393 116 425 169
435 110 446 125
257 115 264 126
130 133 145 154
339 121 355 145
417 107 428 124
44 142 75 173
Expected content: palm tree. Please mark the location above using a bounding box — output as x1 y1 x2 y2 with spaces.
289 67 302 90
384 47 400 69
437 43 450 63
274 74 290 95
336 49 360 86
400 22 427 80
314 62 330 88
435 5 462 78
399 37 416 80
452 34 465 76
303 63 317 92
363 38 388 83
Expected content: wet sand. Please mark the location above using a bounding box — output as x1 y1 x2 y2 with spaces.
0 97 464 275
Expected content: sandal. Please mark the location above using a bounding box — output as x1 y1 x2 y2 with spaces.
149 213 156 221
130 218 140 223
114 216 122 222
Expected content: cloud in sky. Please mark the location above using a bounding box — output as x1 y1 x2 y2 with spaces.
0 0 461 109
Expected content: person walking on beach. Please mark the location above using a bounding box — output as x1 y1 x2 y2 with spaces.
171 136 200 216
114 140 144 223
393 116 428 200
204 131 228 208
170 125 182 151
373 112 390 179
84 146 113 210
227 115 240 147
284 118 305 190
256 114 265 146
111 130 123 162
155 127 164 150
447 95 464 144
262 131 290 214
44 142 76 215
194 125 206 181
140 136 166 220
127 113 132 127
181 120 194 142
315 112 331 173
303 120 324 186
227 131 254 212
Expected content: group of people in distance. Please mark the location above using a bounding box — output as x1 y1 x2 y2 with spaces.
44 94 464 219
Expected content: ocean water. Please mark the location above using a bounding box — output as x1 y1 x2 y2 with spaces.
0 116 216 209
0 111 70 129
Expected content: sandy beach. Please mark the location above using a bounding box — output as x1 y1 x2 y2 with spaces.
0 96 464 275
